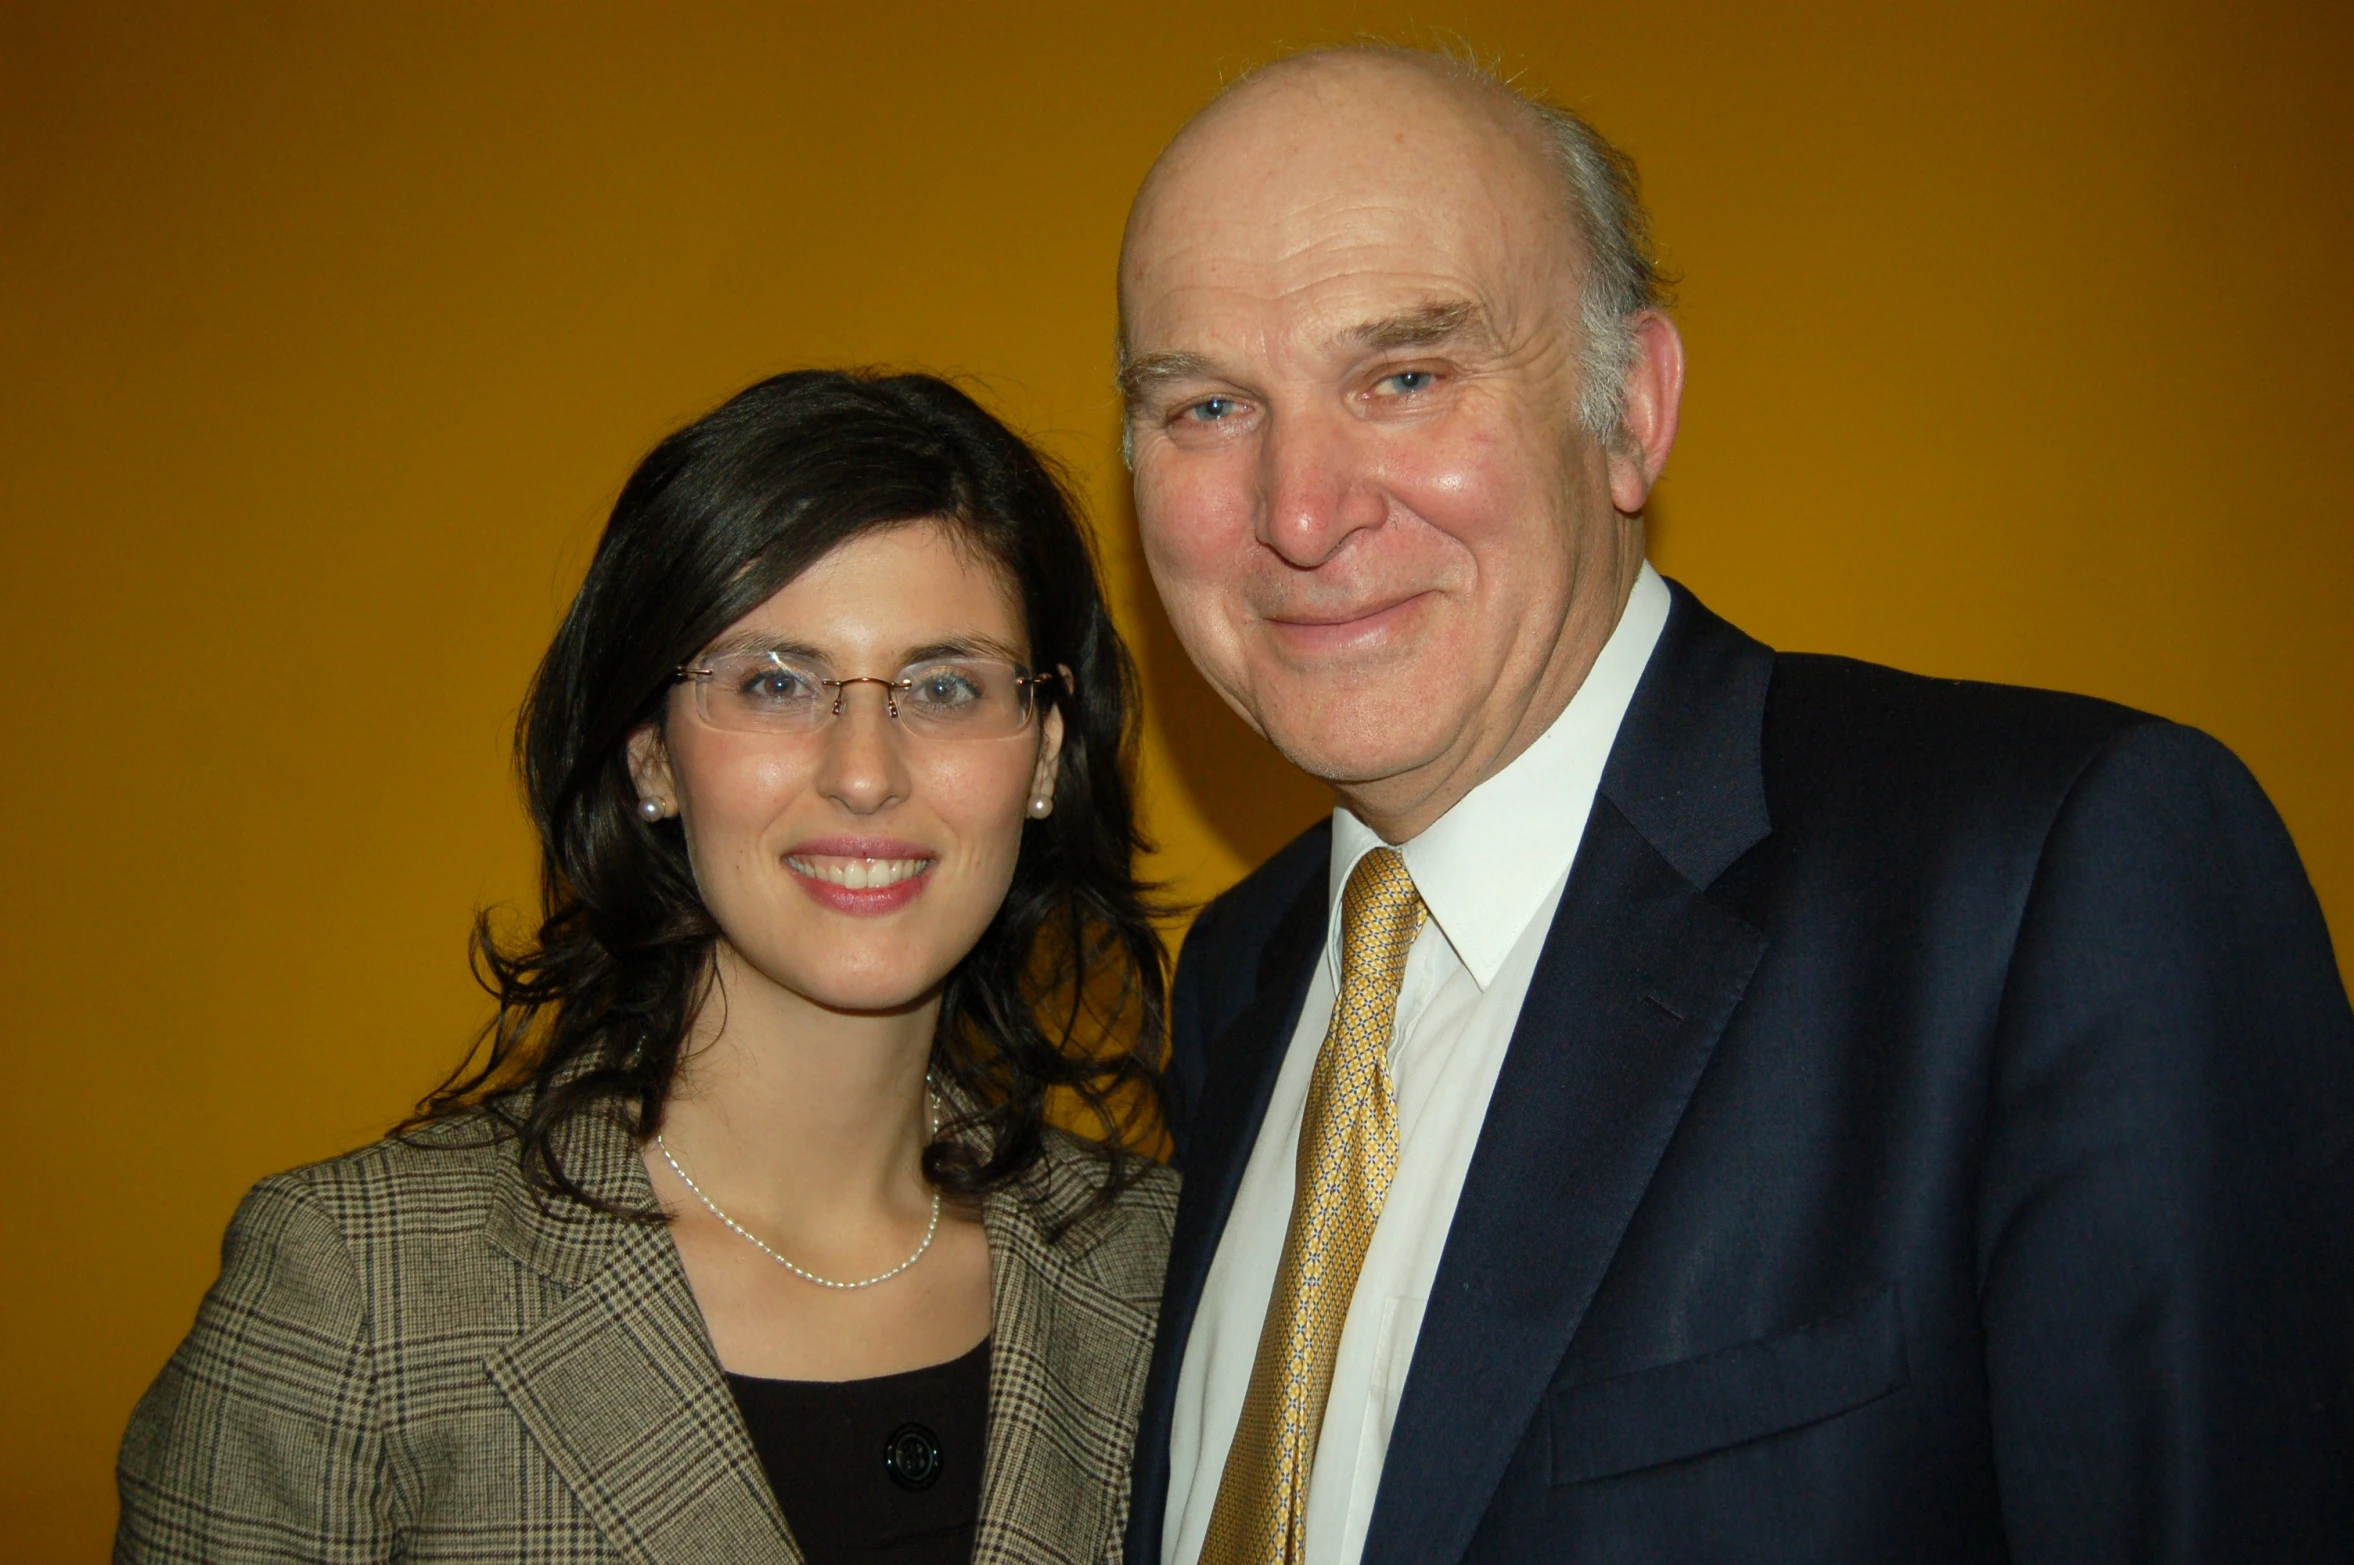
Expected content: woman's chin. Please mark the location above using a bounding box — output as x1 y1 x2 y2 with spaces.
768 963 952 1020
712 930 956 1019
809 984 941 1019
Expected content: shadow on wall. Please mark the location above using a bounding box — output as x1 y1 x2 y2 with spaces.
1110 477 1333 885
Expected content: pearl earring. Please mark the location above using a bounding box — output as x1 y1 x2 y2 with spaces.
1027 795 1053 819
637 798 665 821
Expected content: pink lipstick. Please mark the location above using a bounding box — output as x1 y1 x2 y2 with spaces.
782 835 937 916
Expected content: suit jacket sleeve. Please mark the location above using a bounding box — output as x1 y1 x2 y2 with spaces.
1978 721 2354 1557
117 1176 392 1563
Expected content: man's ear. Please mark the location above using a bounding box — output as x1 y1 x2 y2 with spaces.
1606 310 1685 515
626 724 678 818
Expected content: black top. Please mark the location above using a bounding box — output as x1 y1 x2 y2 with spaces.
727 1338 991 1565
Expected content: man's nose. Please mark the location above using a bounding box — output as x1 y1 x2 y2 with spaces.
1257 406 1387 569
812 684 912 815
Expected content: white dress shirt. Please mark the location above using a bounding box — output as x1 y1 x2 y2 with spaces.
1162 563 1672 1565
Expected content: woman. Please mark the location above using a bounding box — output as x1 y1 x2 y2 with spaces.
117 371 1176 1565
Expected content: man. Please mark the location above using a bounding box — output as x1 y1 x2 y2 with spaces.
1118 45 2354 1564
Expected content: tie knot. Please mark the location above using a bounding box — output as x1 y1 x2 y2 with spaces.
1338 846 1424 986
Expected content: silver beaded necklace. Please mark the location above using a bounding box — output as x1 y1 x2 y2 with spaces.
654 1088 942 1291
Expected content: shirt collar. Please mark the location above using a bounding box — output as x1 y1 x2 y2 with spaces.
1325 562 1672 989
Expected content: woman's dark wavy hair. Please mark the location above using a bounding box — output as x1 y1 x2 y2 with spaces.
411 369 1167 1214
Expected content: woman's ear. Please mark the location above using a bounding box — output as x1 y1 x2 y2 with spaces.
1027 669 1069 814
626 724 679 820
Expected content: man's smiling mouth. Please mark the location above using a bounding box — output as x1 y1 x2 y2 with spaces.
1261 590 1437 651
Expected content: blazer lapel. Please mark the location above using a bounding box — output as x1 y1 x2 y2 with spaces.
483 1116 797 1565
1127 871 1330 1560
1361 583 1776 1565
971 1154 1162 1565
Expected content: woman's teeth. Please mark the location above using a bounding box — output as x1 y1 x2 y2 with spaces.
787 855 931 890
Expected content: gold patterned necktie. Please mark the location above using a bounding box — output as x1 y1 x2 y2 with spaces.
1199 846 1426 1565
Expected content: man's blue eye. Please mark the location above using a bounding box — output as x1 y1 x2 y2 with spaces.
1380 370 1435 394
1186 396 1238 422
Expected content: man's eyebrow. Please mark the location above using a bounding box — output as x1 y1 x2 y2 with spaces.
1342 299 1493 354
1116 300 1490 408
1118 349 1219 408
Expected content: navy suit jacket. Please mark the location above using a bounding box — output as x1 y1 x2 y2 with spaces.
1128 582 2354 1563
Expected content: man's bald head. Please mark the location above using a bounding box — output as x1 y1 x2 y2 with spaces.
1115 42 1686 839
1121 46 1666 444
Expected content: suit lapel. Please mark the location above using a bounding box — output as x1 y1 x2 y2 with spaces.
1168 875 1331 1324
1127 872 1330 1560
1360 801 1767 1564
1361 583 1776 1565
483 1117 798 1565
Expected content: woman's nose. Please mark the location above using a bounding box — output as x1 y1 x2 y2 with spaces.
812 684 912 815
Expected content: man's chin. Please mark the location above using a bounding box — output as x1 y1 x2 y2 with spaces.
1262 715 1453 795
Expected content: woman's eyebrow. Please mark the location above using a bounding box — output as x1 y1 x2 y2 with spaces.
697 633 1031 667
902 635 1027 664
701 634 829 663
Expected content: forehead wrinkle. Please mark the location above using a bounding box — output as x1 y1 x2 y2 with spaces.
1136 170 1550 318
1122 53 1586 355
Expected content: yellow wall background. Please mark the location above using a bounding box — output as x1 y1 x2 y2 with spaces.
4 1 2348 1553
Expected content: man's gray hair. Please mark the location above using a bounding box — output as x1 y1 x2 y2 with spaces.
1345 45 1671 446
1523 95 1672 445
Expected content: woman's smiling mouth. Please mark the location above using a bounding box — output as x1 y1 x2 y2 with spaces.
784 854 932 889
781 838 939 914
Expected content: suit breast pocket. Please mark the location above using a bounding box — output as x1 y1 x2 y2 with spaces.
1546 1284 1910 1486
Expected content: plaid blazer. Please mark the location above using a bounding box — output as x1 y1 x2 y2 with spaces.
117 1106 1177 1564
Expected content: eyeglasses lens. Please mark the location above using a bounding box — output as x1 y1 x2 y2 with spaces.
692 654 1041 739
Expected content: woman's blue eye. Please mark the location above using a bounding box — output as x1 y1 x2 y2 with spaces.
907 670 983 708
